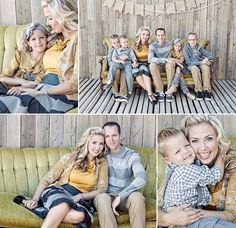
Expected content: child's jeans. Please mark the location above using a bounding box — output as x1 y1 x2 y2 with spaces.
123 61 133 94
171 72 189 94
108 63 124 82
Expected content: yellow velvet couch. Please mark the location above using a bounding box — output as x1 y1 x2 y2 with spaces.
0 146 156 228
0 25 78 113
99 37 210 91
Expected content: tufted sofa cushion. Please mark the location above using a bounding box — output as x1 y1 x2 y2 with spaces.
0 146 156 228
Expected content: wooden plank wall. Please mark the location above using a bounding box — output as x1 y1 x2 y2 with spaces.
0 0 45 25
158 115 236 137
0 115 157 148
80 0 236 80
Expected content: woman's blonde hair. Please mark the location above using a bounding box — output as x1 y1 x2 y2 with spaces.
73 127 107 172
181 115 230 151
41 0 78 47
41 0 78 31
134 26 151 51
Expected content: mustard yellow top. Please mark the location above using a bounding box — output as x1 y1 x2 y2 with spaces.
1 50 45 83
43 39 70 75
68 160 97 192
132 44 149 62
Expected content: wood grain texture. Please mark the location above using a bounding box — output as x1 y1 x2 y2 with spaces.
80 0 236 80
0 115 156 148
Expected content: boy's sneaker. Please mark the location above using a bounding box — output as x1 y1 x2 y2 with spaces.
204 91 212 101
158 92 165 102
165 93 173 102
118 95 128 103
112 93 119 101
196 91 204 101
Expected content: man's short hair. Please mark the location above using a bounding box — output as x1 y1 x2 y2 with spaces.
158 128 182 156
102 121 121 134
110 34 119 40
187 32 198 39
155 27 166 35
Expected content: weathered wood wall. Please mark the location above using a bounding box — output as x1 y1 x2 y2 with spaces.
80 0 236 81
0 0 45 25
0 115 157 148
158 115 236 137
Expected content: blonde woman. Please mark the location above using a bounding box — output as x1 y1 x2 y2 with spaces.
13 127 108 228
158 115 236 227
132 26 156 104
0 0 78 113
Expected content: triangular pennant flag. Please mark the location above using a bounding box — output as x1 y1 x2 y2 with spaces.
145 5 155 17
135 4 144 16
113 0 125 13
155 3 165 16
196 0 206 7
185 0 197 10
166 2 176 15
175 0 185 12
124 1 134 15
103 0 115 9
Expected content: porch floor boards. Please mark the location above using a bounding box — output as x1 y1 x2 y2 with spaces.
79 78 236 114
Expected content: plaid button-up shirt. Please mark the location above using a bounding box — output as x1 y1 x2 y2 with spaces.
162 163 221 212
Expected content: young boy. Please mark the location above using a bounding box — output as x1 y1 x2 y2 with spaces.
158 128 235 227
105 34 128 102
183 33 213 101
112 35 138 96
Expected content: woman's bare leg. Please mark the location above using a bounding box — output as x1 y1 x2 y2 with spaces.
62 209 85 224
142 75 153 95
41 203 71 228
135 76 146 90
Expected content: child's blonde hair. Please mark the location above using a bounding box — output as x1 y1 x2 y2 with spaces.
22 23 49 52
158 128 183 156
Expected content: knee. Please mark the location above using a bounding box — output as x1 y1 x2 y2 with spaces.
189 65 200 74
149 62 158 71
69 212 85 224
127 192 145 207
94 193 111 208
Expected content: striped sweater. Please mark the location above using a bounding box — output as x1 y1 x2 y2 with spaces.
107 145 147 200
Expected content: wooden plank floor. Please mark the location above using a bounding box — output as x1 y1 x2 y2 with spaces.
79 78 236 114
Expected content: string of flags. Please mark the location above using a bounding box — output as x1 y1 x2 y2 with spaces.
102 0 224 16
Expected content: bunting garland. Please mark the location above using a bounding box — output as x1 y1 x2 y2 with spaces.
102 0 224 16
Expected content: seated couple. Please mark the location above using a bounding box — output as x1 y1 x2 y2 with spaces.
13 122 147 228
0 0 78 113
106 27 213 105
158 115 236 227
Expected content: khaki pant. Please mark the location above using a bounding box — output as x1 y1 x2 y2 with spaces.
112 69 128 96
149 62 175 92
187 65 211 92
94 192 146 228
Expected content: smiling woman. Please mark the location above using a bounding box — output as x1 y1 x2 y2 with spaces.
158 115 236 227
13 127 108 228
0 0 78 113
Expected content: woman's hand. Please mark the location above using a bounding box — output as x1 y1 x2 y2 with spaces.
24 199 38 209
19 88 46 96
20 80 38 88
165 205 203 226
71 194 82 203
7 86 22 96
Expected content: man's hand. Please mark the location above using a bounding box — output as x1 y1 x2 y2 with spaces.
112 195 121 216
166 58 176 67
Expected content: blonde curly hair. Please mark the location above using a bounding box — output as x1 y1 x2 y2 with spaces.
73 127 107 172
133 26 151 52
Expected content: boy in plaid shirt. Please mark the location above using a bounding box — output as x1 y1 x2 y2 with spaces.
158 128 236 227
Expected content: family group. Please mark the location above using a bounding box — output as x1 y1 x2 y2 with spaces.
106 27 213 104
0 0 78 113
